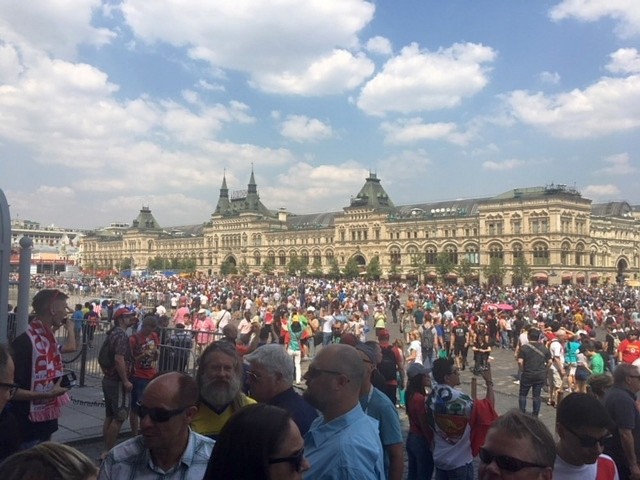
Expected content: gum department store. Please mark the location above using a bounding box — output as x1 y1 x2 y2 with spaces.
79 170 640 286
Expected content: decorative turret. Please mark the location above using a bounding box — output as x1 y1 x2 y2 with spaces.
246 166 259 210
131 206 161 230
215 172 231 214
349 172 395 210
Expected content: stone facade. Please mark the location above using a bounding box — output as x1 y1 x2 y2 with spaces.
79 171 640 285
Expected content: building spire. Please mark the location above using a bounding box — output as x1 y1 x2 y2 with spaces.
248 164 257 194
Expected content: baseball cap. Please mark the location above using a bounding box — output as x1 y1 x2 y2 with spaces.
113 307 134 319
407 363 427 379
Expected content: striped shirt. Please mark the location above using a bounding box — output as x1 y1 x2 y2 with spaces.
98 429 214 480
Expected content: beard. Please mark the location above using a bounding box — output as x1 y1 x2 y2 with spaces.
200 375 242 409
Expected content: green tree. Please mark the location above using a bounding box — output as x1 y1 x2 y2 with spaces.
366 256 382 281
436 253 454 280
287 256 303 276
238 259 250 276
410 254 428 283
328 259 341 280
456 258 475 285
311 258 323 277
120 257 132 271
343 257 361 279
181 258 197 273
388 262 400 279
220 259 237 276
262 258 275 275
484 257 507 286
511 255 531 286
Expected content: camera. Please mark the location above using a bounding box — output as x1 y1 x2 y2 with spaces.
59 371 77 389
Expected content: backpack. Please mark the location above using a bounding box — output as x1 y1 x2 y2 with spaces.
378 345 398 381
98 330 115 370
421 327 435 352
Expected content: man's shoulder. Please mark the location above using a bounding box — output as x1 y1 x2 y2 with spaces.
104 435 146 464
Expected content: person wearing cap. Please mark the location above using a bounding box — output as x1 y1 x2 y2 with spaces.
355 342 404 480
100 307 137 461
10 289 77 451
405 362 433 480
378 329 404 406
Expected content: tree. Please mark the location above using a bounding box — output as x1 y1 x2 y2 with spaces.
238 259 250 276
328 259 341 280
181 258 197 273
220 259 237 276
456 258 475 285
120 257 132 271
484 257 507 286
388 262 400 280
343 257 361 279
436 253 454 281
410 254 428 283
262 258 275 275
511 255 531 286
287 256 303 276
311 258 323 278
366 256 382 280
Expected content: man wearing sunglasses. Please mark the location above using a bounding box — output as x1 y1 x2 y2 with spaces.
555 393 618 479
99 372 214 479
478 409 555 480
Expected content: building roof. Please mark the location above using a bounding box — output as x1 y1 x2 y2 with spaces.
287 212 338 230
591 201 634 218
348 172 394 210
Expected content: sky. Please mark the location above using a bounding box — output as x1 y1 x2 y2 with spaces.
2 0 640 230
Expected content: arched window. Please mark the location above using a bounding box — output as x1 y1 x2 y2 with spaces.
533 243 549 266
278 251 286 266
488 244 503 261
445 245 458 265
254 252 261 266
390 247 401 266
313 251 322 266
426 246 437 265
575 244 584 266
560 242 570 266
464 245 479 265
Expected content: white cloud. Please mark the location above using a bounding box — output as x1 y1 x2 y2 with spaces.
121 0 376 94
539 71 561 84
582 184 621 198
357 42 497 115
197 80 225 92
261 162 368 212
380 118 471 145
482 159 525 171
606 48 640 74
0 1 115 58
365 36 392 56
505 74 640 138
595 153 637 175
550 0 640 38
280 115 333 143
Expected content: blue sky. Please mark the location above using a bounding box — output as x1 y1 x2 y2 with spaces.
2 0 640 229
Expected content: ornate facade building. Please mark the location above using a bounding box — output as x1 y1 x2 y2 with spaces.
79 170 640 285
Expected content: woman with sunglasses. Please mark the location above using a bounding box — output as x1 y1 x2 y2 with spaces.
478 409 555 480
204 403 310 479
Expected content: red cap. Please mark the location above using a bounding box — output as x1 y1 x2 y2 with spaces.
113 307 134 319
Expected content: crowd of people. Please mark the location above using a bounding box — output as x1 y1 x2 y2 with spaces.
2 277 640 478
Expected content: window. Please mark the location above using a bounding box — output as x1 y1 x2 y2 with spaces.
279 252 286 266
254 252 261 266
513 244 523 261
426 247 437 265
313 252 322 265
512 220 521 234
489 244 503 261
445 245 458 264
533 243 549 266
575 245 584 266
560 243 570 266
390 248 401 266
465 246 479 265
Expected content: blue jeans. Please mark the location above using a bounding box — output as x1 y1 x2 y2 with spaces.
322 332 332 346
435 462 473 480
406 433 434 480
518 382 544 416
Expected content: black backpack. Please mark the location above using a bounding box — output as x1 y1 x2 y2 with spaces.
98 329 115 370
421 327 435 352
378 345 398 381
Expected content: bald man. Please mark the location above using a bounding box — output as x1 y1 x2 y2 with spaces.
303 344 384 479
99 372 214 479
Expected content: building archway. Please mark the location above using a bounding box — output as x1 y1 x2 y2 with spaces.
224 255 237 266
617 257 629 284
352 254 366 266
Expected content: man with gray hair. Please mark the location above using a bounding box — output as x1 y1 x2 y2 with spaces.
244 344 317 435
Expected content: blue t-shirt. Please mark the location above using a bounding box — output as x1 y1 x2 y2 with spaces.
565 341 580 364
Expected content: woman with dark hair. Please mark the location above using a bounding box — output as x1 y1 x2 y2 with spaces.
405 363 434 480
203 403 310 479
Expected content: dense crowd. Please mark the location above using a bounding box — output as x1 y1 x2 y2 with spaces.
3 276 640 479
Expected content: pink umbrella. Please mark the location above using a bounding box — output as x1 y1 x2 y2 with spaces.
496 303 514 311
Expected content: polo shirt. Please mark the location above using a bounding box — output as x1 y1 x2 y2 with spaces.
98 429 214 480
604 385 640 476
304 404 384 480
269 387 318 436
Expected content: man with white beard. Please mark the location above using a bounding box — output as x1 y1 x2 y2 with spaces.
191 342 255 440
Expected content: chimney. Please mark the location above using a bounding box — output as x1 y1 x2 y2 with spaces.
278 208 288 222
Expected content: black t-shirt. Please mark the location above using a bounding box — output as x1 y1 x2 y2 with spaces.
518 342 551 385
604 386 640 474
10 333 58 442
453 326 468 344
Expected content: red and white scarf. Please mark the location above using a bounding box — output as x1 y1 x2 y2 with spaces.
26 319 69 422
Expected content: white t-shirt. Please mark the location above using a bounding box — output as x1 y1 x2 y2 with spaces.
553 454 618 480
408 340 423 365
549 340 565 372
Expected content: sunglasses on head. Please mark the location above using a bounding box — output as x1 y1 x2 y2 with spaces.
479 448 548 472
563 424 612 448
136 402 188 423
268 448 305 472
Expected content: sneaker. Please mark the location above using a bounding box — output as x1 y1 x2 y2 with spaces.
513 380 520 385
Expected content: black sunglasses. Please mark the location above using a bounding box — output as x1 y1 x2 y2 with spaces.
305 366 344 379
136 402 188 423
479 447 548 472
268 448 305 472
0 382 19 398
564 424 612 448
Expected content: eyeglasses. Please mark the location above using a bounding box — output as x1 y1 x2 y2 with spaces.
136 402 188 422
246 371 263 382
268 448 305 472
305 366 344 379
563 424 612 448
479 448 548 472
0 382 19 398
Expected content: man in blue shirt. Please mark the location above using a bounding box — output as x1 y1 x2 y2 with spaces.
303 344 384 479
